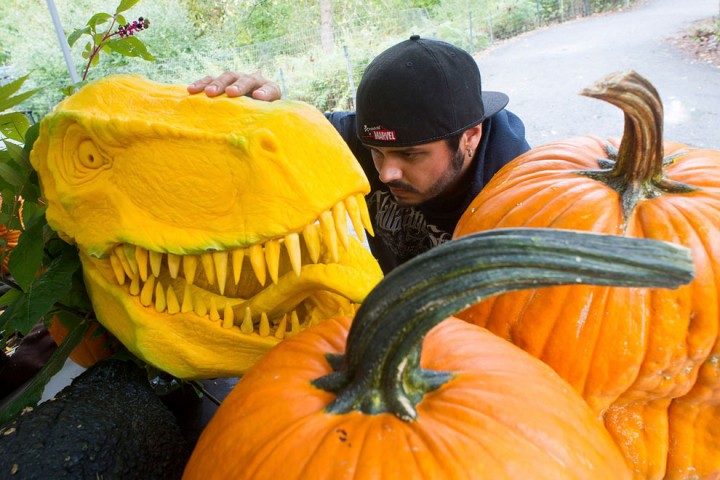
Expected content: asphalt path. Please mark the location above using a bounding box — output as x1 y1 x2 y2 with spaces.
477 0 720 149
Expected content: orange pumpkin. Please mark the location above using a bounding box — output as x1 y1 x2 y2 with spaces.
183 228 693 480
0 195 22 274
0 223 20 274
47 316 117 368
454 71 720 479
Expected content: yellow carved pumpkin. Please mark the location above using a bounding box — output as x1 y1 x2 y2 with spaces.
30 74 383 379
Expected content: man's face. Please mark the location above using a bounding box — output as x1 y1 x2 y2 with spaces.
367 139 466 206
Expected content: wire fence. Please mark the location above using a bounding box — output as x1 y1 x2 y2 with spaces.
144 0 635 113
6 0 637 118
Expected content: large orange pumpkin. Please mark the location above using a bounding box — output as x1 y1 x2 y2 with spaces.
454 71 720 479
183 228 693 480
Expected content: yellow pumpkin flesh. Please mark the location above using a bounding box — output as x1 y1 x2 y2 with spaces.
30 74 383 379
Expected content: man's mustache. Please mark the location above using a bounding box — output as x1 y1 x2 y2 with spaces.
385 180 419 193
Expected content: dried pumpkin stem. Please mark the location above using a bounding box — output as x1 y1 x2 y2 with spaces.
581 70 665 183
313 228 694 421
578 71 696 225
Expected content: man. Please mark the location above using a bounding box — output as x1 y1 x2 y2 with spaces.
189 35 530 273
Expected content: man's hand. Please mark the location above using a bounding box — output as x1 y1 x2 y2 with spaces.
187 71 281 101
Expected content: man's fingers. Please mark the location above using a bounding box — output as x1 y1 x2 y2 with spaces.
186 75 216 94
251 81 282 101
187 72 281 101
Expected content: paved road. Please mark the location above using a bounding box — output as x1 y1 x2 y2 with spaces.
477 0 720 149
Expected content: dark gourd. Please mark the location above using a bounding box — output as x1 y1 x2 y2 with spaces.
0 360 190 479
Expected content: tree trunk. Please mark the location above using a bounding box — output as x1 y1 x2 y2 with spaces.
320 0 335 51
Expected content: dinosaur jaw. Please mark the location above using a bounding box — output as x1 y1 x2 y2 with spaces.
79 201 383 379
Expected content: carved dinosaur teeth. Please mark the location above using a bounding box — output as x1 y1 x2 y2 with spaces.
109 195 372 290
303 224 321 264
140 275 154 306
181 284 193 313
213 251 228 295
136 246 149 281
319 211 339 263
105 195 372 337
345 194 365 243
248 244 266 286
184 255 197 285
167 253 181 279
285 233 301 276
149 250 163 278
264 239 281 285
232 249 244 284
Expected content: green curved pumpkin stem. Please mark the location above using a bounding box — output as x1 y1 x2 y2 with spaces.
313 228 694 421
578 71 697 222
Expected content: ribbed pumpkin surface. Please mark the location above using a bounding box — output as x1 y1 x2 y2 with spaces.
184 316 631 480
453 72 720 479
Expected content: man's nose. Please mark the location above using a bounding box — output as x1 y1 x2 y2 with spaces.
378 158 403 184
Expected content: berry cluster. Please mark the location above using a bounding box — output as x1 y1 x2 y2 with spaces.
117 17 150 38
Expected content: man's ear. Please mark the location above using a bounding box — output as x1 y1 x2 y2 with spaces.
462 124 483 151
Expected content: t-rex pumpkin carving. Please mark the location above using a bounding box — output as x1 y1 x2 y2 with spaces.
30 74 383 379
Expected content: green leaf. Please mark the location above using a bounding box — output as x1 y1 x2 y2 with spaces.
116 14 127 26
22 122 39 158
87 12 113 28
61 82 86 97
0 154 25 187
0 74 30 104
2 243 81 335
0 89 40 114
116 0 140 14
17 202 42 228
67 26 91 47
2 138 24 161
0 112 30 142
0 287 21 309
58 267 93 313
0 320 89 426
105 37 155 61
7 214 46 290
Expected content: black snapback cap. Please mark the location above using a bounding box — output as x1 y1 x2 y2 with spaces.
356 35 508 147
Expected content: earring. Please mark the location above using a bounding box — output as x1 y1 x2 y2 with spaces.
467 148 473 157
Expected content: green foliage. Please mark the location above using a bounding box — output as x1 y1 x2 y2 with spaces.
63 0 154 94
0 74 90 425
0 0 153 426
690 17 720 41
1 0 643 119
491 2 536 40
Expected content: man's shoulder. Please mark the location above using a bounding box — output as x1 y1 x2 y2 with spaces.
486 109 530 154
324 111 356 134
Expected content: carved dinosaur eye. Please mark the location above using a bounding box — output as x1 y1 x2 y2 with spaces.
59 124 112 185
77 139 105 169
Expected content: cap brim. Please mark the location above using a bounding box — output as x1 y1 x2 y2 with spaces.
481 91 509 120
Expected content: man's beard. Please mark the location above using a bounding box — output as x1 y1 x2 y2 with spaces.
387 145 466 207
